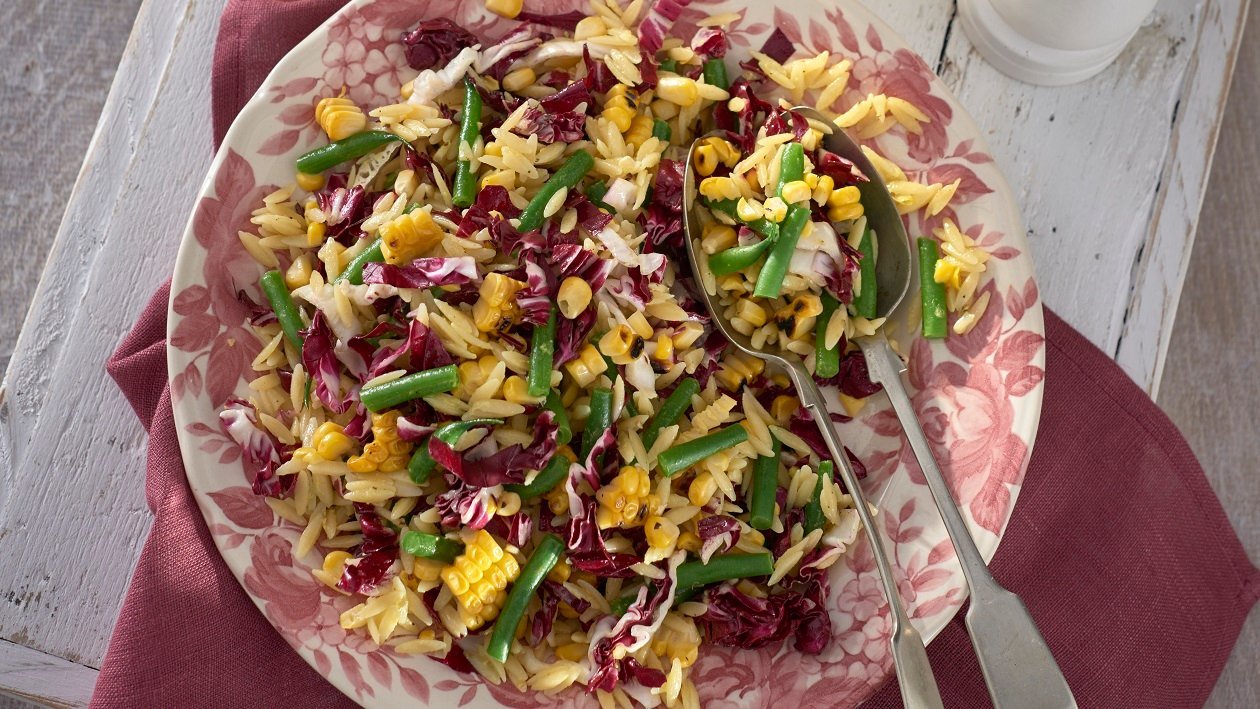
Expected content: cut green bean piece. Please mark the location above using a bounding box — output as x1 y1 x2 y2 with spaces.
452 78 482 208
487 534 564 663
505 454 570 500
775 143 804 197
400 530 463 563
518 150 595 232
581 387 614 459
704 198 778 239
658 424 749 477
748 439 781 530
408 417 503 484
804 460 834 533
360 364 459 411
752 205 810 298
702 59 729 90
918 237 948 339
676 552 774 591
642 377 699 449
260 270 305 352
708 237 775 277
543 390 572 446
527 306 558 398
335 239 384 285
295 130 400 174
651 119 671 144
815 291 841 379
659 58 678 73
853 225 877 319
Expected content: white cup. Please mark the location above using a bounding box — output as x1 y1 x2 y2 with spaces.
958 0 1161 85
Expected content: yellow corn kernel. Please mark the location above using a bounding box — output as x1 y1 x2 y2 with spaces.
692 145 718 177
626 312 654 340
601 85 637 133
379 209 443 264
546 558 572 584
715 351 765 391
837 391 868 417
700 137 740 168
656 75 699 107
413 557 445 583
296 171 325 192
688 472 719 506
677 530 701 553
501 67 535 92
481 272 525 307
812 174 835 204
555 642 587 662
651 334 674 363
781 180 812 204
734 299 768 328
803 173 820 190
314 95 367 141
502 375 539 405
323 550 352 577
557 276 593 319
484 0 523 19
776 294 824 340
828 185 862 207
762 196 788 223
770 395 800 422
545 485 569 515
306 220 327 247
573 16 607 40
700 223 737 254
699 176 740 201
736 197 765 222
934 258 963 290
625 114 654 152
598 325 642 364
479 169 515 190
313 421 356 460
828 202 864 223
596 466 657 529
564 344 608 388
441 530 521 625
644 515 680 550
673 321 705 349
651 616 701 668
285 253 315 290
474 273 527 332
346 410 413 473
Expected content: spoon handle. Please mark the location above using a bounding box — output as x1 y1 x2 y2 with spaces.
859 333 1076 709
785 362 944 709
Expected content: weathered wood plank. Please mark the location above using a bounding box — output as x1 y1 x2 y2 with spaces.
0 640 94 708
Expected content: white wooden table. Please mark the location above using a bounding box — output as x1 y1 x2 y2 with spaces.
0 0 1249 705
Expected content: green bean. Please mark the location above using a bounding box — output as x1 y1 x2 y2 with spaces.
804 460 834 533
853 225 877 318
642 378 699 449
504 454 570 500
542 390 572 446
295 130 400 174
752 205 810 298
659 58 678 73
581 387 614 459
518 150 595 231
775 142 804 197
359 364 459 412
704 198 778 239
527 306 558 398
407 417 503 484
651 119 671 144
585 181 612 212
708 237 775 277
335 238 383 285
815 291 841 379
400 530 463 563
918 238 948 339
658 424 749 477
260 270 305 351
487 534 564 662
702 59 729 90
452 78 482 208
676 552 774 591
748 439 781 530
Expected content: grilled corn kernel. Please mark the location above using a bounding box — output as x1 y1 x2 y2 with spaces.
700 223 737 254
715 351 765 391
651 616 701 667
828 185 862 207
626 312 654 340
474 273 527 332
776 294 824 340
828 203 864 222
656 75 700 107
546 558 572 584
306 220 327 247
601 85 637 133
677 530 702 553
557 277 593 319
736 197 765 222
413 557 445 583
479 169 515 190
812 174 835 204
502 375 539 405
346 410 413 473
501 67 536 93
625 114 655 152
596 466 657 529
441 530 521 629
484 0 523 19
734 299 768 327
564 344 608 387
644 515 680 550
762 196 788 223
379 208 443 264
573 16 607 40
314 95 367 141
651 334 674 363
598 325 642 363
781 180 812 204
555 642 587 662
699 176 740 201
313 421 356 460
296 171 325 192
700 137 740 167
323 550 352 577
770 395 800 422
692 145 719 177
803 173 820 190
285 253 315 289
688 471 719 506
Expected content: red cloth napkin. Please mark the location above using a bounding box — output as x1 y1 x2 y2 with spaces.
92 1 1259 706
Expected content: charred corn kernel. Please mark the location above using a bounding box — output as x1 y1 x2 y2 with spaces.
296 171 325 192
700 223 737 254
323 550 352 577
700 137 740 167
828 202 864 222
625 114 654 152
484 0 523 19
837 391 868 417
651 616 701 667
717 274 747 295
314 95 367 141
564 344 608 387
736 197 765 222
781 180 812 204
474 273 526 332
828 185 862 207
501 67 535 93
776 294 824 340
656 75 699 107
573 16 607 40
769 372 791 389
346 410 413 473
688 471 719 506
770 395 800 422
803 173 820 190
699 176 740 201
412 557 445 583
934 258 964 290
644 515 680 550
651 334 674 363
479 169 515 190
598 325 642 363
596 466 657 529
812 174 835 204
674 321 705 349
502 375 539 405
715 351 765 391
555 642 587 662
693 145 719 177
734 299 768 327
545 485 569 515
481 272 525 307
762 196 788 223
546 558 572 584
313 422 356 460
677 530 701 553
306 220 327 247
626 312 654 340
285 253 315 289
557 277 593 319
379 208 443 264
602 85 637 133
441 530 520 628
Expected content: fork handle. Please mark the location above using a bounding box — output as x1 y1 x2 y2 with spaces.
859 333 1076 708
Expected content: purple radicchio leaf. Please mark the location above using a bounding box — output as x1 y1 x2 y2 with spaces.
638 158 685 252
513 254 555 326
315 177 367 241
586 554 682 692
714 80 773 153
690 27 729 59
549 243 614 293
637 0 688 56
816 150 869 186
692 330 731 389
563 429 640 578
582 46 618 93
338 503 400 594
301 311 354 414
428 411 560 488
485 511 534 548
401 18 478 71
759 26 796 64
435 478 497 530
395 414 437 443
530 580 593 645
514 9 587 32
219 399 294 497
361 257 479 289
697 515 741 563
764 107 811 141
606 270 652 310
514 102 587 145
456 185 521 238
555 306 597 367
696 564 831 654
476 26 546 81
813 349 882 400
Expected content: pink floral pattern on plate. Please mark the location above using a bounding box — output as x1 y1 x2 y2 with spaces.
168 0 1044 706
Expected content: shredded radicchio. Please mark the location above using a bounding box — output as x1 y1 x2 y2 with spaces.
550 243 614 293
514 102 587 145
457 185 520 239
302 311 354 414
429 411 560 488
401 18 478 71
435 479 497 530
638 158 685 252
817 150 869 186
315 177 367 241
485 511 533 547
697 515 741 563
715 80 773 153
514 254 555 326
555 307 597 367
586 554 682 692
582 46 617 93
814 349 882 400
690 27 728 59
697 565 832 654
637 0 689 56
361 257 478 289
338 503 400 594
757 26 796 64
564 429 639 577
514 9 588 32
530 580 593 645
476 26 546 81
219 399 293 497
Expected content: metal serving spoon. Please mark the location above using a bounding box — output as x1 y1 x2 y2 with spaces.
682 138 944 709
